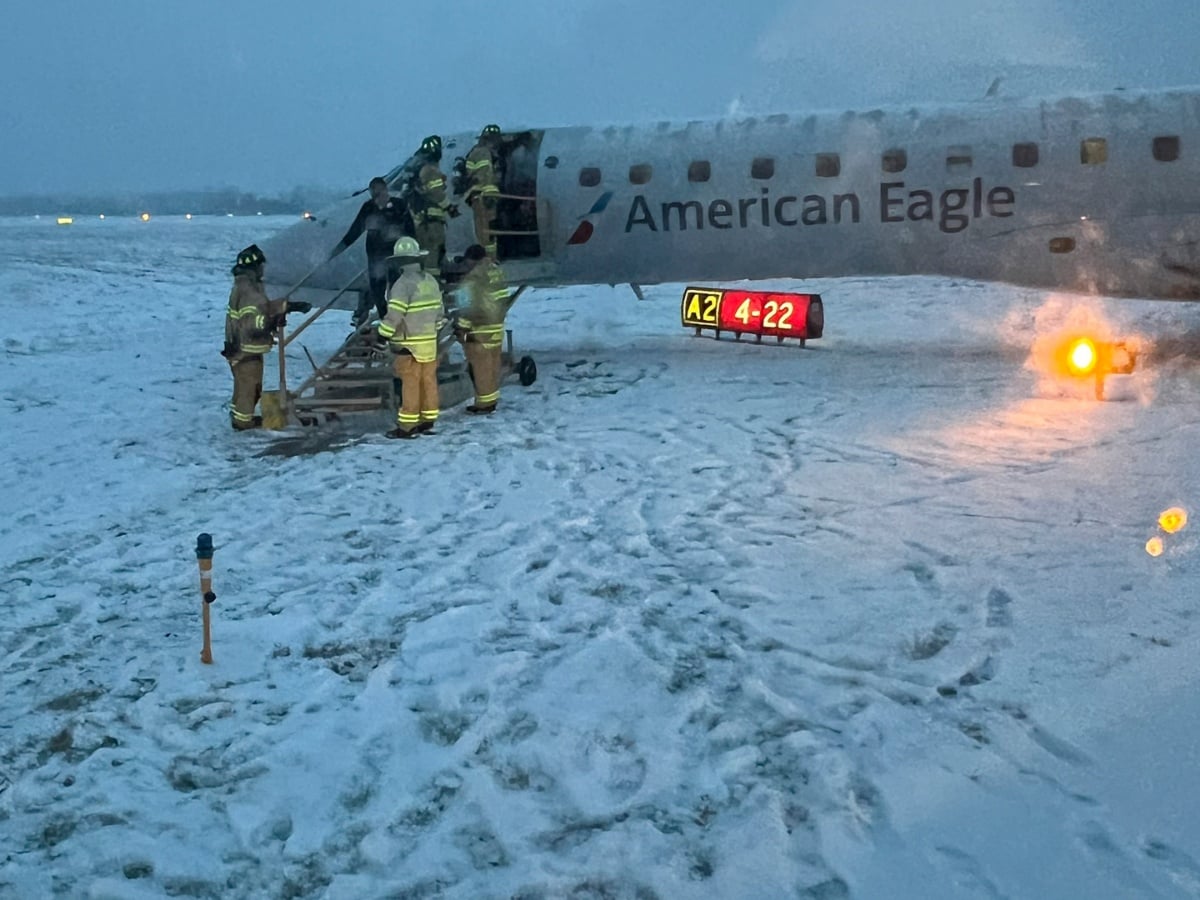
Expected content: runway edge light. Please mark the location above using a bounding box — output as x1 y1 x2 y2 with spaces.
1159 507 1188 534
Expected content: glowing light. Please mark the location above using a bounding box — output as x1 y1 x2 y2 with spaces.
1146 536 1164 557
185 213 193 220
98 214 105 219
1158 507 1188 534
680 287 823 341
56 216 73 226
140 212 151 222
302 211 314 220
1066 337 1098 376
1025 298 1131 395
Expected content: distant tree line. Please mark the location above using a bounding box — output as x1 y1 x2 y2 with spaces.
0 186 350 217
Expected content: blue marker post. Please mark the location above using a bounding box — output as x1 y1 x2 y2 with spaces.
195 533 216 664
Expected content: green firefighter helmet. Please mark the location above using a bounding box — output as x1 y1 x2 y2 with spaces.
420 134 442 155
389 236 427 259
480 123 501 139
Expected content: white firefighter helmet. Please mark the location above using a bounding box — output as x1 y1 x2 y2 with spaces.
389 236 427 259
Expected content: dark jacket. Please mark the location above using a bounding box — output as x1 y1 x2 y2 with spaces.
336 195 415 262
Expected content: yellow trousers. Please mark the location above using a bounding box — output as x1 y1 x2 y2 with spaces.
228 355 263 428
393 353 439 432
464 340 502 408
414 219 446 273
470 195 497 257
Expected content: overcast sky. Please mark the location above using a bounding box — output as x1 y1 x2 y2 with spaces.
3 0 1199 195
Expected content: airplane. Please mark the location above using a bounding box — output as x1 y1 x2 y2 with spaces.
255 84 1200 419
261 83 1200 310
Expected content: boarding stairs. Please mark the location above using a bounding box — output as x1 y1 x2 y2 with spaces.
278 302 534 427
270 214 539 427
286 325 398 424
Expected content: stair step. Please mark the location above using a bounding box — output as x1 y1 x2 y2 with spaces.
299 384 388 396
304 377 392 388
317 361 390 370
292 396 387 409
301 393 387 404
328 355 381 363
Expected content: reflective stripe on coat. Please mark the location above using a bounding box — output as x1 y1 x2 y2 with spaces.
226 270 283 357
457 259 509 349
378 267 444 363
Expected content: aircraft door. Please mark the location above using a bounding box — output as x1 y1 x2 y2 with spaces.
495 130 543 260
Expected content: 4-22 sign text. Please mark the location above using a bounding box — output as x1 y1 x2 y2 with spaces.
681 287 824 345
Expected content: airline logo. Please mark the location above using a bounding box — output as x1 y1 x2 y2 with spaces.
567 191 614 245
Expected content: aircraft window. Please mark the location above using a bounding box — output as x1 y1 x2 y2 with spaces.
882 149 907 173
1012 142 1039 167
1153 136 1180 162
544 156 559 169
579 167 601 187
1049 237 1076 254
629 164 653 184
946 147 973 170
815 154 840 178
688 161 711 183
1081 138 1108 165
751 157 775 179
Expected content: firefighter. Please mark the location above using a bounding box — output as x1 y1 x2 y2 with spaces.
377 237 445 438
410 135 456 275
220 245 310 431
464 124 502 258
454 243 511 415
328 176 415 329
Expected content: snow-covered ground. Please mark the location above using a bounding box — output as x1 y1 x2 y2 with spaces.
2 215 1199 899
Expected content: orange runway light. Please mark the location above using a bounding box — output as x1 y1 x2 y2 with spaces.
1046 334 1138 399
1158 507 1188 534
1066 337 1098 376
1146 536 1164 557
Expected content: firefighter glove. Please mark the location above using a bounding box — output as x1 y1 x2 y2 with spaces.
220 341 236 359
447 204 461 218
287 300 313 313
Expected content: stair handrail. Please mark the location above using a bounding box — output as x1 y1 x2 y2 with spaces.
282 266 367 348
277 267 367 423
287 323 383 404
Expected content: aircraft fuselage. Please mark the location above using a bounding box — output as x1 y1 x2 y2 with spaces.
262 86 1200 305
